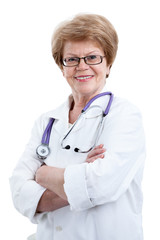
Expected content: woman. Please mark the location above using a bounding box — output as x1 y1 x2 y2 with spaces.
10 14 146 240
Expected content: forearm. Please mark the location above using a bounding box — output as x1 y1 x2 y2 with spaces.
36 189 69 213
35 145 106 201
36 166 67 200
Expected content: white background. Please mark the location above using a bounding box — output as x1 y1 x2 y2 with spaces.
0 0 160 239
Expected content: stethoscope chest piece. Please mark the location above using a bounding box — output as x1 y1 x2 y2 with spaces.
36 144 50 160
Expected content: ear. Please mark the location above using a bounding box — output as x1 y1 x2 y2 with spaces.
106 64 112 78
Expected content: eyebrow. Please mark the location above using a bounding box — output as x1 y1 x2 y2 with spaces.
64 51 102 57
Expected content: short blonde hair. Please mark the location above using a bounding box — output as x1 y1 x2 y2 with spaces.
51 14 118 70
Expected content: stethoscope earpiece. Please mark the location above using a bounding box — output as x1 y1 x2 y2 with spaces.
63 146 80 152
65 145 71 150
74 148 79 152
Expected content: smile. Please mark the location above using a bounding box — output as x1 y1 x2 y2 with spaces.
75 75 93 81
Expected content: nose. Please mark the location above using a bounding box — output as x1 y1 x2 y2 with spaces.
76 58 89 70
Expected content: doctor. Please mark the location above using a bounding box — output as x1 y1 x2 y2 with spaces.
10 14 146 240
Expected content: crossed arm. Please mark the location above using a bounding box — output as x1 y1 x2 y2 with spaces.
35 144 106 213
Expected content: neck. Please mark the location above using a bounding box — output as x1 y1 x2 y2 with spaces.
69 93 97 124
72 97 89 110
69 95 91 124
69 86 106 123
72 91 102 110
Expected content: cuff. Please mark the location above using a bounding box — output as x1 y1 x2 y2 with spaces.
19 180 46 223
64 163 94 211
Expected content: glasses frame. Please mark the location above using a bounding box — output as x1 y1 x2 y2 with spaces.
62 55 106 67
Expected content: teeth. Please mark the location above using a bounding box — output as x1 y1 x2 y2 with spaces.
76 76 91 80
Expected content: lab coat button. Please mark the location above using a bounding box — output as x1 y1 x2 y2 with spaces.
56 226 63 232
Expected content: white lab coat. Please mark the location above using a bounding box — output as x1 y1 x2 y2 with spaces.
10 89 146 240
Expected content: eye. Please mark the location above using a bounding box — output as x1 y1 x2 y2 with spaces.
86 55 98 60
65 57 79 63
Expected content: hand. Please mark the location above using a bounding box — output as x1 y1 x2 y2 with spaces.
85 144 106 163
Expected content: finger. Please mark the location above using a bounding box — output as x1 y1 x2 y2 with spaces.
87 144 104 157
93 144 104 150
87 146 106 158
86 155 104 163
86 153 105 163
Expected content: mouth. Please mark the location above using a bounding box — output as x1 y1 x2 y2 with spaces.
75 75 94 82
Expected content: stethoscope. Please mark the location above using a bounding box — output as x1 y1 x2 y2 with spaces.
36 92 113 160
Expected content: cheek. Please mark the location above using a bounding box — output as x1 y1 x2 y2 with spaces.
100 65 110 78
95 67 108 79
63 68 73 79
62 67 66 77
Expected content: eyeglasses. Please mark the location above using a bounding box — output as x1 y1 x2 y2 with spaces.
62 55 105 67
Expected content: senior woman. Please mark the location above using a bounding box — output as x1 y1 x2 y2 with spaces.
10 14 145 240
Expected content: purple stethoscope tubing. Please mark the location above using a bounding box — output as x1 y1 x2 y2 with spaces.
82 91 113 115
36 92 113 159
36 118 55 159
41 118 55 145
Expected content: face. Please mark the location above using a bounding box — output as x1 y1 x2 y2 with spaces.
62 40 111 100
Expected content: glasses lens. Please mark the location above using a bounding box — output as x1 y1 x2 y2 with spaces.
63 55 104 67
63 57 79 66
85 55 102 65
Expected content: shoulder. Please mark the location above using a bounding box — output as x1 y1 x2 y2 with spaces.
111 96 141 116
106 96 143 129
32 99 69 131
103 96 145 142
39 99 69 121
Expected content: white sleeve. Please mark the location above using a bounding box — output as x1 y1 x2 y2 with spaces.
63 99 146 211
9 116 47 223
